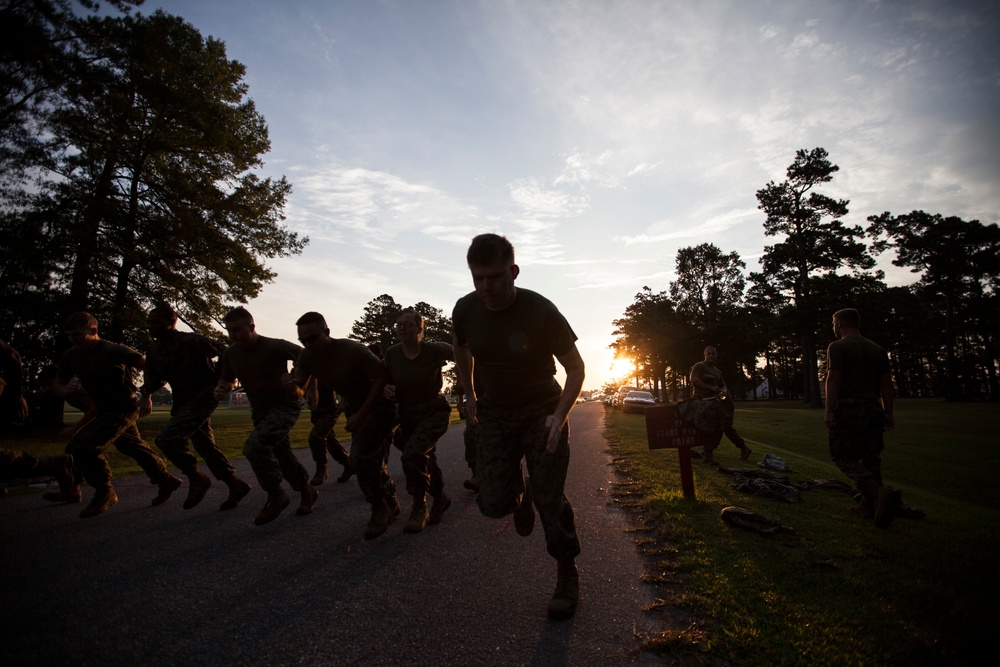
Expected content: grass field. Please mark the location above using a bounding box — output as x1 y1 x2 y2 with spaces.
604 398 999 666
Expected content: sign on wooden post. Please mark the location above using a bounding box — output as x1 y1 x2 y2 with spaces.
644 404 723 500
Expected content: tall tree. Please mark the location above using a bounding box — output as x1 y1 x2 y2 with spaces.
669 243 751 395
611 287 695 400
868 211 1000 400
0 7 304 359
669 243 746 332
1 1 142 195
1 0 144 363
755 147 875 406
350 295 454 356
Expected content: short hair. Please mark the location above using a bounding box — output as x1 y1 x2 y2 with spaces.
834 308 861 328
148 303 178 323
64 311 97 331
398 308 424 331
467 233 514 266
296 311 327 328
224 306 254 325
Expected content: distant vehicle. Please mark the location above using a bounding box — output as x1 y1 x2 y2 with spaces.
621 390 656 414
613 386 635 409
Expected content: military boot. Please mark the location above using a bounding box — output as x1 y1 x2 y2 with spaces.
404 496 428 534
547 559 580 620
42 455 81 502
428 492 452 525
79 486 119 519
151 473 183 506
364 500 393 540
296 484 319 516
220 476 252 511
336 460 355 484
183 471 212 510
310 464 328 486
253 487 290 525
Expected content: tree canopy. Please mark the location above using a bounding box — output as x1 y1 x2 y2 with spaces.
609 148 998 403
0 3 304 371
755 147 876 405
869 211 1000 399
349 294 454 353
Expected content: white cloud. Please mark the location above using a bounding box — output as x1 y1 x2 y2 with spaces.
507 179 590 218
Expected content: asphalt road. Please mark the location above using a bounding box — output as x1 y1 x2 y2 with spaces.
1 402 673 666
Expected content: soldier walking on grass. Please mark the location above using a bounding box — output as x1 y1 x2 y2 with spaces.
139 304 252 511
824 307 899 529
689 346 752 463
48 312 182 518
213 307 317 526
452 233 585 620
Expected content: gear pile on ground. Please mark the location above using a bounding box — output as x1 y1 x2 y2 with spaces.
800 478 855 493
729 474 802 503
757 453 791 471
720 506 794 535
717 466 791 484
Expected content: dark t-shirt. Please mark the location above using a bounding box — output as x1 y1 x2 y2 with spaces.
145 330 226 402
58 340 143 411
293 338 385 413
452 287 576 407
827 335 891 400
219 336 301 411
690 361 725 398
384 340 453 406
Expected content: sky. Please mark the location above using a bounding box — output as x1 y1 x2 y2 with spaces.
140 0 1000 391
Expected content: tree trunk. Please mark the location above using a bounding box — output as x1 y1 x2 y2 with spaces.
66 154 119 318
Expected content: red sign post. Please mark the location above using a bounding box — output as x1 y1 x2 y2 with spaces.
644 404 723 500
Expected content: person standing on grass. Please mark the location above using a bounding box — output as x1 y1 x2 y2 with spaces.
49 312 183 518
689 346 752 463
284 311 400 541
825 307 899 529
452 233 585 621
383 308 453 534
213 307 317 526
139 304 252 511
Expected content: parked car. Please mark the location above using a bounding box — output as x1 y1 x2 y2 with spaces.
613 386 635 409
621 390 656 414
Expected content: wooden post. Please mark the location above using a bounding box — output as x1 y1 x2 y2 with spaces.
644 404 723 500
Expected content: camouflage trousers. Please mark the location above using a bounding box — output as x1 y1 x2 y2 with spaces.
348 400 398 506
463 417 479 474
476 399 581 561
68 401 169 490
828 401 886 490
155 393 236 481
397 396 450 498
245 399 308 494
308 406 350 467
